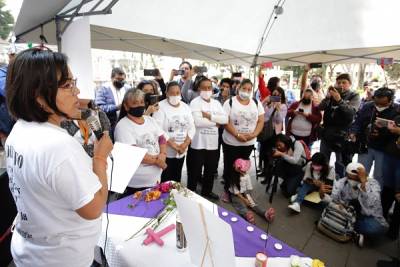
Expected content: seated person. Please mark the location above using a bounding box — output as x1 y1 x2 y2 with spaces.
288 152 335 213
321 162 389 241
229 158 269 224
270 134 307 197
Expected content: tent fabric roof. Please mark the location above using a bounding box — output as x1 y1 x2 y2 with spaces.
14 0 400 66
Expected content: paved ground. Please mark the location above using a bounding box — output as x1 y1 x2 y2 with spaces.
180 149 400 267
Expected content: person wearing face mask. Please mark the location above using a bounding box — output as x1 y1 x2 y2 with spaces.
321 163 388 242
222 79 264 201
95 67 131 137
259 87 287 184
318 73 360 178
288 153 335 213
153 82 195 183
287 88 322 146
349 87 399 188
115 89 168 198
186 76 228 199
171 61 196 104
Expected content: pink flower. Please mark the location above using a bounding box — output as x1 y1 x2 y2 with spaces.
160 182 172 193
266 208 275 223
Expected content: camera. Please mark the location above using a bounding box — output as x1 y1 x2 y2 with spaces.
298 108 304 113
145 94 160 107
144 69 159 76
176 69 185 75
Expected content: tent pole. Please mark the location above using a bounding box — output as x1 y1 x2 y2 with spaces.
55 17 62 52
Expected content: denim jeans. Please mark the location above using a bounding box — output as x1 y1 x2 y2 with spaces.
355 215 387 236
295 182 317 204
358 148 385 187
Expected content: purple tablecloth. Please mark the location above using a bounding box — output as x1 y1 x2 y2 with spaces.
106 193 303 258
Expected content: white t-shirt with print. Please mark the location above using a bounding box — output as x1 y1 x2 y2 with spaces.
114 116 165 188
6 120 102 267
189 96 228 150
153 99 195 159
222 97 265 146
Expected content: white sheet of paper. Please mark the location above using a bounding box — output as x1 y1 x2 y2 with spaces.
106 142 147 193
174 192 236 267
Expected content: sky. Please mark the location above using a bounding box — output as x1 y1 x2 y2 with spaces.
4 0 22 21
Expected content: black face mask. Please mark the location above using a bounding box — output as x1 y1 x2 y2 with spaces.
113 80 125 89
128 106 145 117
302 98 311 105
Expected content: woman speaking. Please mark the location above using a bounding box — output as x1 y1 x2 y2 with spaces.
5 49 113 267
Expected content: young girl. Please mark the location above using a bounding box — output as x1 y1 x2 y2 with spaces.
288 152 335 213
230 158 268 224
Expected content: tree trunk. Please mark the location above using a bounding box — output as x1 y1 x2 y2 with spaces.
357 63 367 89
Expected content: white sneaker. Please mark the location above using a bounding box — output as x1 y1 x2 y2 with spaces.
290 194 298 203
288 202 301 213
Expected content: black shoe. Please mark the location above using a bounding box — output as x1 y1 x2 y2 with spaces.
257 171 265 177
261 178 268 185
203 192 219 200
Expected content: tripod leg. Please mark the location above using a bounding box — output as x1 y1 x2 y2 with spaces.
253 147 259 180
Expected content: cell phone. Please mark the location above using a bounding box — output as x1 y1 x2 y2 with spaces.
145 94 160 106
143 69 159 76
324 179 334 186
195 66 208 73
298 108 304 112
309 62 322 69
270 96 281 102
375 117 394 128
232 72 242 78
176 69 185 75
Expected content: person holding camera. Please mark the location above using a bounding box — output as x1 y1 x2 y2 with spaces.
95 67 130 135
318 73 360 177
137 80 160 116
381 119 400 240
259 87 287 183
170 61 196 103
287 88 322 146
270 134 308 197
153 81 195 183
321 162 388 243
115 89 168 197
349 87 399 187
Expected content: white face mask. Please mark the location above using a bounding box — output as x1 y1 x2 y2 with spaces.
375 105 389 112
168 95 181 106
239 90 251 100
200 90 212 101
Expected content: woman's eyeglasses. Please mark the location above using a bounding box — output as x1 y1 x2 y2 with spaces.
59 79 78 94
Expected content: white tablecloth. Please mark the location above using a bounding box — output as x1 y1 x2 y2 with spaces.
96 193 312 267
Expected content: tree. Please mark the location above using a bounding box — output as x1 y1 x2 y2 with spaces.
0 0 14 40
385 64 400 81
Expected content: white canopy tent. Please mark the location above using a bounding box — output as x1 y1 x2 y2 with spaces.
13 0 400 66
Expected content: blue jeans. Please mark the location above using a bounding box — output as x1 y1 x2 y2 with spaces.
295 182 316 204
355 215 387 236
358 148 385 187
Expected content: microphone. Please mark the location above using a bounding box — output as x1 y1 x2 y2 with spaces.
86 110 113 160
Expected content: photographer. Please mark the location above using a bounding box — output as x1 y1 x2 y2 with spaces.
349 87 398 187
170 61 195 103
318 73 360 177
137 80 160 116
271 134 307 197
322 163 388 242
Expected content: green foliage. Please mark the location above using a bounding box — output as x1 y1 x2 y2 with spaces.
0 0 14 40
385 64 400 81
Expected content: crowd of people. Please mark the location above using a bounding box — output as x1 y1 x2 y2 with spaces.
0 48 399 266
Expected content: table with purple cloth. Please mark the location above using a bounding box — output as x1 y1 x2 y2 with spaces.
95 191 312 267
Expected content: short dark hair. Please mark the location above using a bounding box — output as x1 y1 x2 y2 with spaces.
166 81 181 92
111 67 125 78
6 49 69 122
267 77 280 91
220 78 233 88
240 78 253 88
336 73 352 84
179 61 192 70
374 87 394 101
